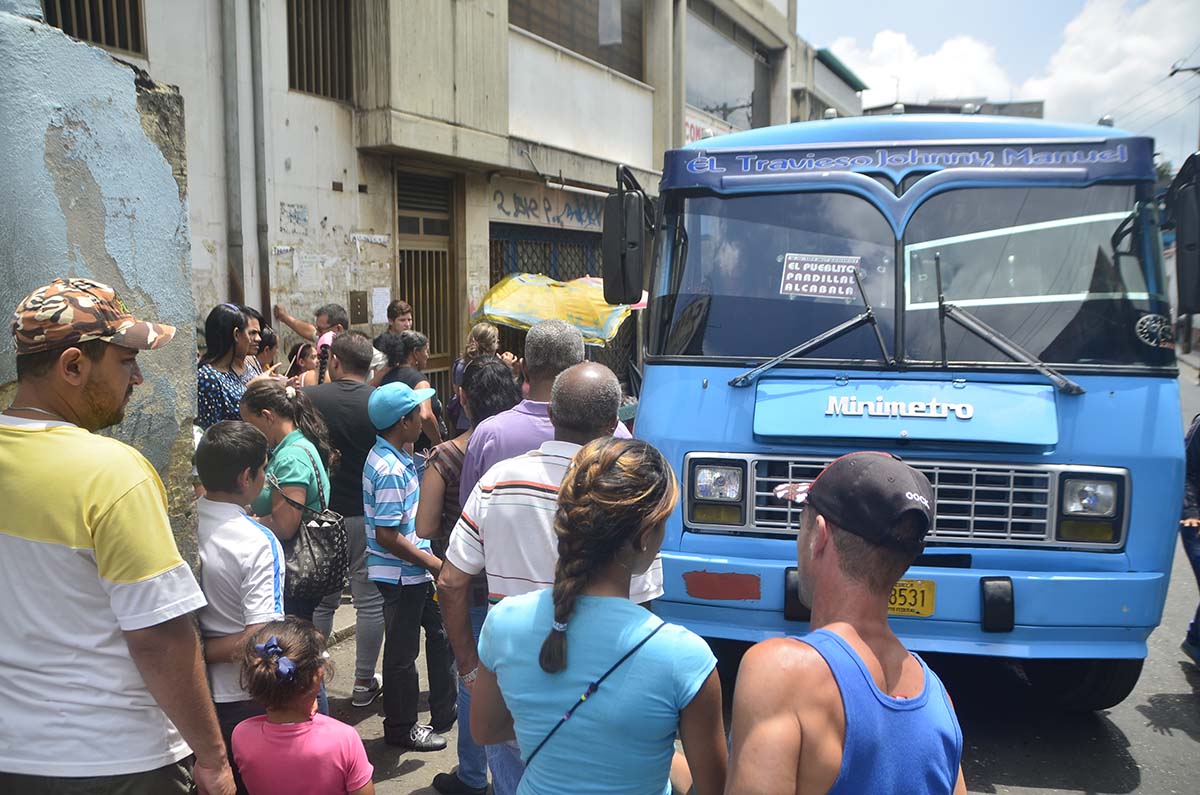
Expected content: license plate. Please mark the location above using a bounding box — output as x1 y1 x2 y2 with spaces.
888 579 935 617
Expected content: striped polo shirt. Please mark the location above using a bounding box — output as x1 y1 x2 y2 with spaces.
363 436 432 585
446 440 663 604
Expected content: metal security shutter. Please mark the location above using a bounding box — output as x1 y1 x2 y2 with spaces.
396 172 456 402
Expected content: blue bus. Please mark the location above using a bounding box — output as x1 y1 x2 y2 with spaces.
601 115 1200 710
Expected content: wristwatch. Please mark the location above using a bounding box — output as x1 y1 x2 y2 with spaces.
459 667 478 685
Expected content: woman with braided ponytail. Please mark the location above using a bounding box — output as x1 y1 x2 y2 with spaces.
470 438 727 795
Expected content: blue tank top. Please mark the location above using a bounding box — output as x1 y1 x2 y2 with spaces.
802 628 963 795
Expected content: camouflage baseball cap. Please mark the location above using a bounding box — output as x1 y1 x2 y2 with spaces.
12 278 175 356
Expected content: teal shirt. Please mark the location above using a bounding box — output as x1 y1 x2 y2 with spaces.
252 429 330 516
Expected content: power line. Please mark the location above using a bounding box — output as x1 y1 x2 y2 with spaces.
1120 75 1198 126
1134 92 1200 134
1108 73 1173 116
1107 40 1200 115
1182 39 1200 65
1116 74 1196 123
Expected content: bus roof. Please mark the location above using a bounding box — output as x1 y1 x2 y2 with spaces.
682 114 1138 151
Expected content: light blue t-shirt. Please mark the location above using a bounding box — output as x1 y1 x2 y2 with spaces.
478 589 716 795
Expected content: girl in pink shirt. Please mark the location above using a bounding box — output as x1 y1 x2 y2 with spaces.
233 618 374 795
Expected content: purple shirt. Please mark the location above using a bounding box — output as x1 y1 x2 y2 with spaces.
459 400 631 510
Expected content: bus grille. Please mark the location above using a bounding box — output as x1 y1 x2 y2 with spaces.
753 458 1054 544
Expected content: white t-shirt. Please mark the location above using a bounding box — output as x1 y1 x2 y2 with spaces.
446 440 663 604
196 498 286 703
0 417 207 777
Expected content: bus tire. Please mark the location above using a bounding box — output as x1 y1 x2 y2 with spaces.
1022 657 1144 712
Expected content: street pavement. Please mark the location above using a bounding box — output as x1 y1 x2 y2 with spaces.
324 610 459 795
328 371 1200 794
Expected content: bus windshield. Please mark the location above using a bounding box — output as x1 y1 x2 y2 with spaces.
650 183 1172 369
904 185 1170 367
650 191 897 361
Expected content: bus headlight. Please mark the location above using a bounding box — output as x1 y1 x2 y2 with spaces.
694 466 743 502
1056 474 1124 545
689 459 747 527
1062 479 1117 517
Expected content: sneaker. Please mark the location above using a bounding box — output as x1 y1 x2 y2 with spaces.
1183 637 1200 666
432 770 488 795
387 724 447 752
351 674 382 708
431 705 458 734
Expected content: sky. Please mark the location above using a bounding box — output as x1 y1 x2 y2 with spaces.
797 0 1200 172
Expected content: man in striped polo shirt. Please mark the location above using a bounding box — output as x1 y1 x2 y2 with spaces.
364 382 457 751
438 362 662 795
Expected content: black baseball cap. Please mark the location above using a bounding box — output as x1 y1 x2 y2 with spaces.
802 452 935 555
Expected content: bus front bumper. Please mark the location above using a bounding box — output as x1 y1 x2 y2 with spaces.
655 551 1169 659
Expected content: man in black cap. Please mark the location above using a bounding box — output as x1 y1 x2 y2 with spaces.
726 452 966 795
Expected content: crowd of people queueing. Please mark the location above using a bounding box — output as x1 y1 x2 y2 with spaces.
0 278 968 795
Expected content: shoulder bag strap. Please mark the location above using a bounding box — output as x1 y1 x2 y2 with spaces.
297 445 328 510
523 621 667 768
266 444 327 514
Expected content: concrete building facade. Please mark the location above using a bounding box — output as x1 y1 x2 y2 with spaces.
791 44 867 121
34 0 806 394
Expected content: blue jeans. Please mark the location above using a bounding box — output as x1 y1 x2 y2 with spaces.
482 598 526 795
1181 523 1200 644
486 740 525 795
454 605 489 789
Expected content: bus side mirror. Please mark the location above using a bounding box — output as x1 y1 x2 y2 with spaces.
602 190 646 305
1170 153 1200 313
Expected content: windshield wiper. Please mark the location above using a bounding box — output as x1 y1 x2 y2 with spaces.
729 269 892 388
933 253 1085 396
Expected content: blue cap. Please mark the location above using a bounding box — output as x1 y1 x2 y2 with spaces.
368 382 435 430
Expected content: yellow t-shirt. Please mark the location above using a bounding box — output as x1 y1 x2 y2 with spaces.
0 416 206 777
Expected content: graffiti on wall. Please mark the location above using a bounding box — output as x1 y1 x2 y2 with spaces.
489 178 604 232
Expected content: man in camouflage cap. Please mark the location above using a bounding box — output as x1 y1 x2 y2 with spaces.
0 278 235 795
9 277 175 428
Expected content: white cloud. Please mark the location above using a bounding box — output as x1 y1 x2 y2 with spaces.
830 0 1200 170
829 30 1016 108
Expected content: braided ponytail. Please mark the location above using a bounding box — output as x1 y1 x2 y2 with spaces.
538 438 679 673
315 345 329 386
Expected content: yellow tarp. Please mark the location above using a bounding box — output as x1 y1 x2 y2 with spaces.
473 273 637 345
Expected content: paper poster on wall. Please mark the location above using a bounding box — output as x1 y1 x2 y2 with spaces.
779 253 861 300
371 287 391 324
294 253 323 284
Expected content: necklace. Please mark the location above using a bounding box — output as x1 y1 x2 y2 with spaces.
4 405 67 421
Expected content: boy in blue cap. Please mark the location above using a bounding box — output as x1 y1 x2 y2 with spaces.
365 383 458 751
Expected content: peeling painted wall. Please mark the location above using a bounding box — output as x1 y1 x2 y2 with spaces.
0 5 200 560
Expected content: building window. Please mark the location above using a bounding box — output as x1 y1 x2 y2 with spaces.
685 0 770 131
41 0 146 56
287 0 352 102
509 0 644 82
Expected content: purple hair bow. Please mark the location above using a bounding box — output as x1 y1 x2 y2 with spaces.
255 636 296 680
